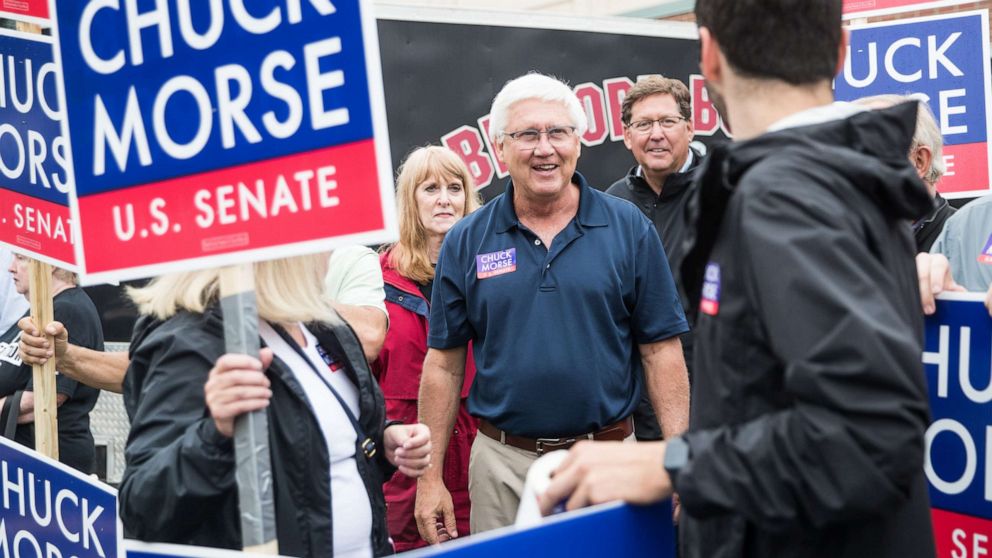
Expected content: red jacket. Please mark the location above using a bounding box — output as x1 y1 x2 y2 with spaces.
373 251 477 552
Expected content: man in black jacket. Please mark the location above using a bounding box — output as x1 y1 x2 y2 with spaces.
541 2 936 557
607 75 703 441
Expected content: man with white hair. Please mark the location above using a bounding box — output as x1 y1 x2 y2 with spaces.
854 94 955 252
416 72 690 539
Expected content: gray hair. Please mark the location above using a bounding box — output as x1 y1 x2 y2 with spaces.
852 93 945 185
488 73 588 143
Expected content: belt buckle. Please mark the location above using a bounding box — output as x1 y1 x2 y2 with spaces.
535 437 576 456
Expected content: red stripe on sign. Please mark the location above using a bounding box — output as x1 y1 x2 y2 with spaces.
932 508 992 558
79 140 385 273
0 189 75 264
938 143 990 196
0 0 48 19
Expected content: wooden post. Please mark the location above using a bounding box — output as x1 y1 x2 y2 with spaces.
218 264 278 554
28 259 58 460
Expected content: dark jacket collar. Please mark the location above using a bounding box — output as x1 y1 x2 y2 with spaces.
494 171 609 233
622 145 704 202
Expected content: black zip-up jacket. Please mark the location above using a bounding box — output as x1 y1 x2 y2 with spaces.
606 148 703 440
674 102 936 557
914 192 955 253
120 306 395 557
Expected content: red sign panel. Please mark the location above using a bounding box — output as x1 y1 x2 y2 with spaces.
844 0 974 18
0 0 48 21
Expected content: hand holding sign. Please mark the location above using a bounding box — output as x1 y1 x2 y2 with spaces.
204 349 274 438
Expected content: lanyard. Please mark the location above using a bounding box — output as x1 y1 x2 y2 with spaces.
284 332 377 460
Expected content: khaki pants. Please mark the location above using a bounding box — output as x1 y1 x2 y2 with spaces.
468 430 635 534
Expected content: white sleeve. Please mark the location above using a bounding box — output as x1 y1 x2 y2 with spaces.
324 245 387 315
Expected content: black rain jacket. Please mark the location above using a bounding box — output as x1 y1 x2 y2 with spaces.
675 102 936 558
120 305 395 557
607 148 704 440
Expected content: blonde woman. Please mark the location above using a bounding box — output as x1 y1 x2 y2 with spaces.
119 254 431 557
373 146 480 549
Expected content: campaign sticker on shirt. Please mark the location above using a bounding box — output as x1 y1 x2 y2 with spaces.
476 248 517 279
979 232 992 264
700 262 721 316
315 343 343 373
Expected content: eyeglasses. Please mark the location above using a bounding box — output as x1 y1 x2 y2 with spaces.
501 126 577 149
626 116 687 134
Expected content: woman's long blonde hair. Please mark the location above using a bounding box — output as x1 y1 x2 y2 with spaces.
128 253 338 324
389 146 482 283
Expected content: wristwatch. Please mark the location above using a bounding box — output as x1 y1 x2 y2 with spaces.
664 436 690 485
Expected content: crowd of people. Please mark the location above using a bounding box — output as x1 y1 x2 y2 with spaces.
2 0 992 556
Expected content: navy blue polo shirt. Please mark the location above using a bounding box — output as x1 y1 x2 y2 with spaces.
428 173 688 438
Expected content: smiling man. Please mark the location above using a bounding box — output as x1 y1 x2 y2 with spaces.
607 75 703 441
414 73 690 540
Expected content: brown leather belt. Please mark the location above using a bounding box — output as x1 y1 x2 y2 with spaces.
479 417 634 455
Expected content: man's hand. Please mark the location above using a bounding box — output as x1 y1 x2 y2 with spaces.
538 441 674 515
384 423 432 477
916 253 965 314
17 318 68 366
985 284 992 317
415 478 458 544
203 350 274 438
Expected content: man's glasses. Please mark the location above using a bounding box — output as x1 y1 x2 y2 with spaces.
501 126 578 149
626 116 687 134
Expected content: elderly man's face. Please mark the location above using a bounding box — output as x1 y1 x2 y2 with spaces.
623 93 694 181
8 253 29 296
495 98 580 201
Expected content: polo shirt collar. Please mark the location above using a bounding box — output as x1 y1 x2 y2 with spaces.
494 172 609 233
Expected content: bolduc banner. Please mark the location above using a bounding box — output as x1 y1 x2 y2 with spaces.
924 294 992 558
50 0 398 284
375 7 727 201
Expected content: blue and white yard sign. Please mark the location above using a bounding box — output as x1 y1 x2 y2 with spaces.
923 293 992 557
837 11 992 199
49 0 397 283
0 436 119 558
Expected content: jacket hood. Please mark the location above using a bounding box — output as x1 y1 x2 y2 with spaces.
718 101 932 221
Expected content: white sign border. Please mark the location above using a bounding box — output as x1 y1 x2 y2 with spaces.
49 0 399 285
845 9 992 200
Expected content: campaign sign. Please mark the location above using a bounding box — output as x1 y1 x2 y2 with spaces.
0 28 74 267
50 0 397 283
125 540 281 558
923 294 992 557
404 501 675 558
0 0 49 24
0 436 119 558
844 0 978 19
836 11 992 199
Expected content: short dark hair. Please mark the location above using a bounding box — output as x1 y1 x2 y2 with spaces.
621 76 691 125
694 0 843 85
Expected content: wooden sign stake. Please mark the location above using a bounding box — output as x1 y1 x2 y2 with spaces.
218 263 278 554
28 259 57 460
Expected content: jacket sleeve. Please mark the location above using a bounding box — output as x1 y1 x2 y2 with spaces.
119 329 236 541
676 182 930 531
